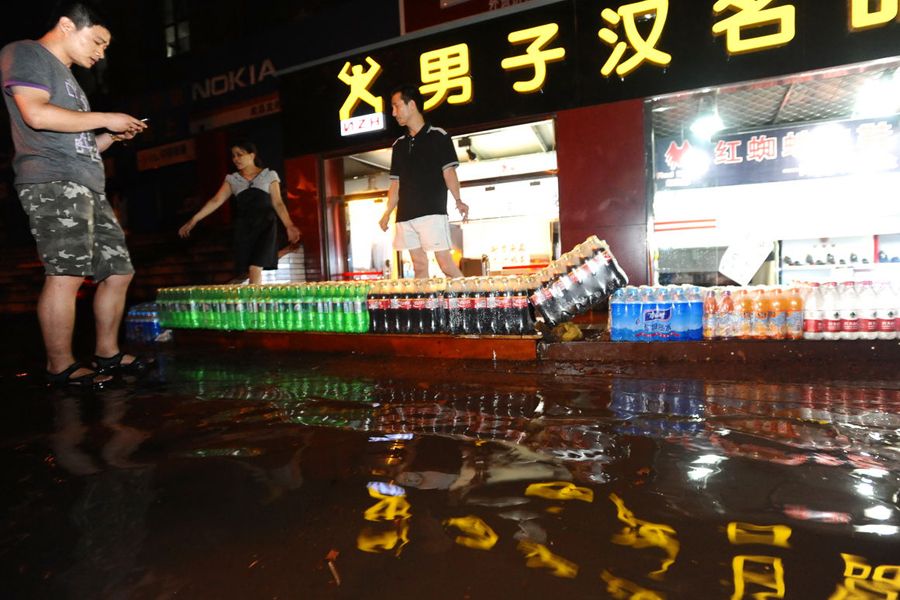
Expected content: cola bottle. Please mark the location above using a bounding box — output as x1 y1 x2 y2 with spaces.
430 278 447 333
397 279 414 334
447 277 463 334
385 280 401 334
572 242 607 306
367 280 383 333
410 279 427 334
530 269 562 326
460 277 478 334
480 277 498 335
496 276 514 335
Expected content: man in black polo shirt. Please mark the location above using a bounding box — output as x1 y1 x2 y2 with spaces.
379 84 469 278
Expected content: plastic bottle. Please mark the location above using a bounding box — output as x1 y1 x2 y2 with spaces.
634 286 655 342
767 287 787 340
447 278 463 335
609 287 625 341
875 281 897 340
622 287 640 342
856 281 878 340
511 276 533 335
785 287 804 340
802 282 823 340
821 282 842 341
460 278 477 334
702 288 718 340
397 280 413 334
839 281 860 340
717 288 736 340
750 287 769 340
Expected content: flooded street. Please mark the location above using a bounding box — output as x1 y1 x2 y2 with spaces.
1 344 898 599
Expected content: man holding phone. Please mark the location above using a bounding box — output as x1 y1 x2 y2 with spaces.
0 1 148 386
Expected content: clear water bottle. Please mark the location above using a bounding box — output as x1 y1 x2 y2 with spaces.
609 288 625 341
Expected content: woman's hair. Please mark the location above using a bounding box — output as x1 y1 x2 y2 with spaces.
231 139 264 167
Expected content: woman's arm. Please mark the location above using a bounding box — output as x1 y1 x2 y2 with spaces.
178 181 232 238
270 181 301 244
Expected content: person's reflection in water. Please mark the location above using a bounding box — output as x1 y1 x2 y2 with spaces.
49 388 156 598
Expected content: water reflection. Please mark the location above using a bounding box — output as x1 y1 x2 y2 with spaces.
5 357 899 598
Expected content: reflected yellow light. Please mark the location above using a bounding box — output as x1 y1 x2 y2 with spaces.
601 570 665 600
732 555 785 600
443 516 499 550
526 481 595 503
518 541 579 578
364 488 412 522
610 493 679 578
727 522 792 548
357 523 410 555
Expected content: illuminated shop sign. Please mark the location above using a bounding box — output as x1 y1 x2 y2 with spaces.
281 0 899 156
655 115 900 189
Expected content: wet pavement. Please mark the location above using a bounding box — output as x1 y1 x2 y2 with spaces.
1 325 899 599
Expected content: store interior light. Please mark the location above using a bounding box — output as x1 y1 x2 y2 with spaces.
690 94 725 140
853 68 900 118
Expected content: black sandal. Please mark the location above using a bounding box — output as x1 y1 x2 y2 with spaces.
92 352 155 375
46 362 108 388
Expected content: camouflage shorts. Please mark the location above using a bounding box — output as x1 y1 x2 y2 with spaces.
16 181 134 281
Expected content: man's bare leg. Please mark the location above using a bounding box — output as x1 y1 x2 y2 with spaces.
40 275 89 375
94 273 135 363
409 248 430 279
435 249 463 278
248 265 263 285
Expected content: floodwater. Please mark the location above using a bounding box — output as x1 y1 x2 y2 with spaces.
1 344 898 599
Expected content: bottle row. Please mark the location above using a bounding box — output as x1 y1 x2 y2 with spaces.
702 281 899 341
529 236 628 326
156 282 371 333
608 285 705 342
610 280 900 342
156 236 630 336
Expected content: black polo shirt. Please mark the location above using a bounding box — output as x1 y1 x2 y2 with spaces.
389 123 459 223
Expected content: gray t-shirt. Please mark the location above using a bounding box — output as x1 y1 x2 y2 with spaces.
225 168 280 196
0 40 105 193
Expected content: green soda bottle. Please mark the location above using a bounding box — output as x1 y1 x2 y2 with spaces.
298 283 311 331
333 283 346 333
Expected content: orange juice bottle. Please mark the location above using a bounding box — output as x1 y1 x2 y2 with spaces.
786 287 804 339
750 287 770 339
736 288 753 339
767 288 787 339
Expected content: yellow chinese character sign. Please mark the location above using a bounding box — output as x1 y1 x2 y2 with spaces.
849 0 899 31
419 43 473 111
712 0 796 55
598 0 672 78
501 23 566 93
337 57 384 121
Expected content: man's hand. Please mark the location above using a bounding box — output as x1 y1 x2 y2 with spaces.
105 113 147 135
379 213 391 232
287 224 301 244
456 199 470 223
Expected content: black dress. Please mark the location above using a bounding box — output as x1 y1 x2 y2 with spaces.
232 179 278 273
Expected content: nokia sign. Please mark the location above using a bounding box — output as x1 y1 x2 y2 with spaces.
191 59 276 101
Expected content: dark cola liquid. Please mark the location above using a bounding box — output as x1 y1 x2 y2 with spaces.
459 289 477 334
423 288 441 334
410 291 426 334
446 287 462 334
474 288 490 335
497 286 513 334
514 292 534 334
367 289 383 333
397 289 413 334
386 291 400 334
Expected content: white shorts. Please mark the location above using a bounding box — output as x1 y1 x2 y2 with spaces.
394 214 452 252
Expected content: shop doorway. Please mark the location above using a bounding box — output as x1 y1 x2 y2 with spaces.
327 119 559 279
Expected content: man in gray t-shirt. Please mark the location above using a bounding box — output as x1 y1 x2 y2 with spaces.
0 1 147 386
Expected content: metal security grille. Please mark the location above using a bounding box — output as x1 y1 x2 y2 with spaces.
649 59 900 139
